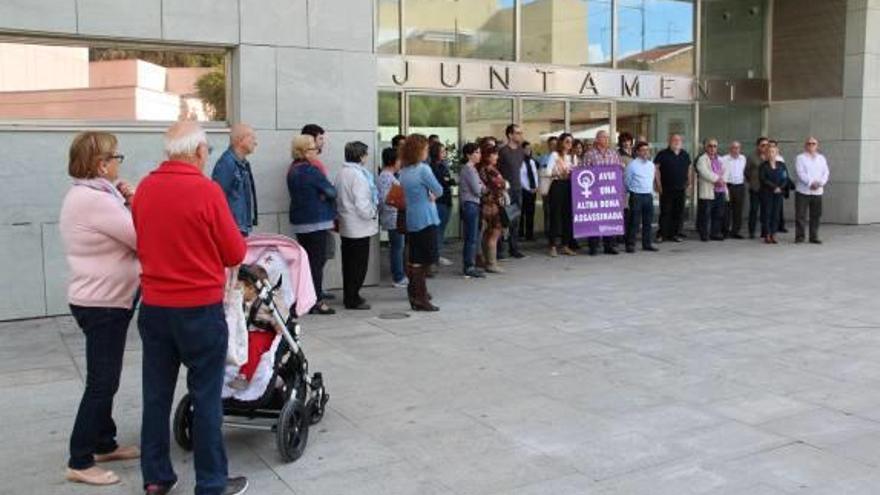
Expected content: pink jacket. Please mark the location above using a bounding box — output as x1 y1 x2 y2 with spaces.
244 234 317 317
59 181 139 309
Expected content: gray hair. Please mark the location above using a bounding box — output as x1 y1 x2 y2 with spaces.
164 122 208 158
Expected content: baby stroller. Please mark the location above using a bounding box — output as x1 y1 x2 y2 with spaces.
173 234 329 462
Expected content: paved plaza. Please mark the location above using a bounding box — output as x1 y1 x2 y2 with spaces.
3 225 880 494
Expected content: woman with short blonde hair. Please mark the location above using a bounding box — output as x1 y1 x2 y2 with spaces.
287 133 337 314
60 131 141 486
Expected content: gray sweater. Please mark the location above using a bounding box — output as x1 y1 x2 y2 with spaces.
459 162 484 205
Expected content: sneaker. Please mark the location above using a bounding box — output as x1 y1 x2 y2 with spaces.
145 481 178 495
464 268 485 279
438 257 453 267
391 277 409 288
561 246 577 256
224 477 249 495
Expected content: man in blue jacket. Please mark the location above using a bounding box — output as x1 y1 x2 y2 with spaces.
211 123 258 236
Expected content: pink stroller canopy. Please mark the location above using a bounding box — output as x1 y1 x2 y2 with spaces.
244 233 317 317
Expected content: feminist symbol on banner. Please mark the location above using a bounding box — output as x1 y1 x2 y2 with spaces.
576 169 596 199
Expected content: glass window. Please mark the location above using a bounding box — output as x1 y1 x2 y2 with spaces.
701 0 766 79
521 100 565 157
408 94 460 150
570 101 611 145
521 0 612 66
0 39 228 122
617 0 695 75
377 0 401 54
378 92 402 149
403 0 515 61
699 104 764 149
463 97 513 144
616 102 693 155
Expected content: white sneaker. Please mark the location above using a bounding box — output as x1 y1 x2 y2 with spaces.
392 277 409 288
438 257 453 267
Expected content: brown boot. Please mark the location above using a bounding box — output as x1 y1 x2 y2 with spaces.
405 264 416 307
410 265 439 312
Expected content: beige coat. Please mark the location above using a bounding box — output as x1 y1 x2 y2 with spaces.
695 154 729 200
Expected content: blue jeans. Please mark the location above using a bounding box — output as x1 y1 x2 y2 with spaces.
139 303 228 495
626 193 654 249
461 201 480 271
436 203 451 256
68 306 133 470
388 229 405 283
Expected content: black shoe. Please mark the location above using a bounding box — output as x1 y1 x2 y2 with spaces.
700 237 709 242
778 228 789 233
345 302 371 310
710 236 725 241
510 251 526 259
810 239 823 245
730 233 744 239
309 303 335 315
319 292 336 301
625 246 636 253
643 246 659 252
464 267 486 278
145 482 178 495
604 247 619 255
225 477 249 495
671 237 683 243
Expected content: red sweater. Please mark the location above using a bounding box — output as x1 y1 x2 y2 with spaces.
132 161 246 307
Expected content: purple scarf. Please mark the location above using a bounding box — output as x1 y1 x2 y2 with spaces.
710 155 724 193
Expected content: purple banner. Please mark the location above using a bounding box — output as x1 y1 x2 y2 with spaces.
571 164 626 238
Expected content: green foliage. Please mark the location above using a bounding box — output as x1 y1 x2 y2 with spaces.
195 70 227 121
90 48 225 68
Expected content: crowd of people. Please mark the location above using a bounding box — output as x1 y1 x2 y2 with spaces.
55 117 830 494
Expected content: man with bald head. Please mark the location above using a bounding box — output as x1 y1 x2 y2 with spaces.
133 121 249 495
212 123 258 236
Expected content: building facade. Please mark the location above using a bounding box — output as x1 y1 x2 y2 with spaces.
0 0 876 321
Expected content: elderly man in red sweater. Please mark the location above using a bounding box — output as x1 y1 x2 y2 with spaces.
132 121 248 495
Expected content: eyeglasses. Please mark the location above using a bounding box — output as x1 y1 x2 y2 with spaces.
706 144 718 148
109 153 125 163
806 142 818 146
306 147 319 151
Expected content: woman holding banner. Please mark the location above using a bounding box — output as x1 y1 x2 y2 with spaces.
546 133 578 257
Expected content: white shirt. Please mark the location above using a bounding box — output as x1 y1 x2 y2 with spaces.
721 153 746 185
624 157 656 194
795 152 830 196
520 158 539 192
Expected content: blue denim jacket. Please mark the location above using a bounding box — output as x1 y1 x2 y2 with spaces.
399 163 443 232
211 147 257 235
286 160 337 227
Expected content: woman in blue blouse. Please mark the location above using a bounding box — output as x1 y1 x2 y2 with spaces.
398 134 443 311
759 142 790 244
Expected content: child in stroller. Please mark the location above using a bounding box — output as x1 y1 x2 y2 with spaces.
229 264 284 391
173 234 328 463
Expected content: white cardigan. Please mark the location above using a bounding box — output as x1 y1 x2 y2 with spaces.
334 163 379 239
695 154 729 200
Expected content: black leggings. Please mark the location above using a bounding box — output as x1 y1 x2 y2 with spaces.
296 230 329 302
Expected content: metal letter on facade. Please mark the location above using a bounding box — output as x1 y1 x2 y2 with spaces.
579 73 599 95
391 61 409 86
489 66 510 91
440 63 462 88
535 69 555 93
621 75 640 97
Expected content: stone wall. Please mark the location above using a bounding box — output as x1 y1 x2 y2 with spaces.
0 0 379 320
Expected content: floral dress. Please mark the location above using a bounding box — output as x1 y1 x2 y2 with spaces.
477 163 507 230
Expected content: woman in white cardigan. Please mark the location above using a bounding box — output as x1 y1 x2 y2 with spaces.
695 138 729 242
334 141 378 310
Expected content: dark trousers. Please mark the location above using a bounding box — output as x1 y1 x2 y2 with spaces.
748 190 763 237
660 189 686 239
462 201 481 270
626 193 654 249
502 190 522 256
519 190 537 240
761 191 784 236
436 203 451 255
587 236 616 252
296 230 329 303
697 194 727 240
341 236 370 308
139 303 228 495
727 184 745 236
68 305 133 470
795 192 823 241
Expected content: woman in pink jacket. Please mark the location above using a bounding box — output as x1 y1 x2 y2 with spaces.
59 132 141 486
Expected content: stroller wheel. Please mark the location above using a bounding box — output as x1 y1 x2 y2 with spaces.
173 393 194 451
277 398 310 463
307 386 329 425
